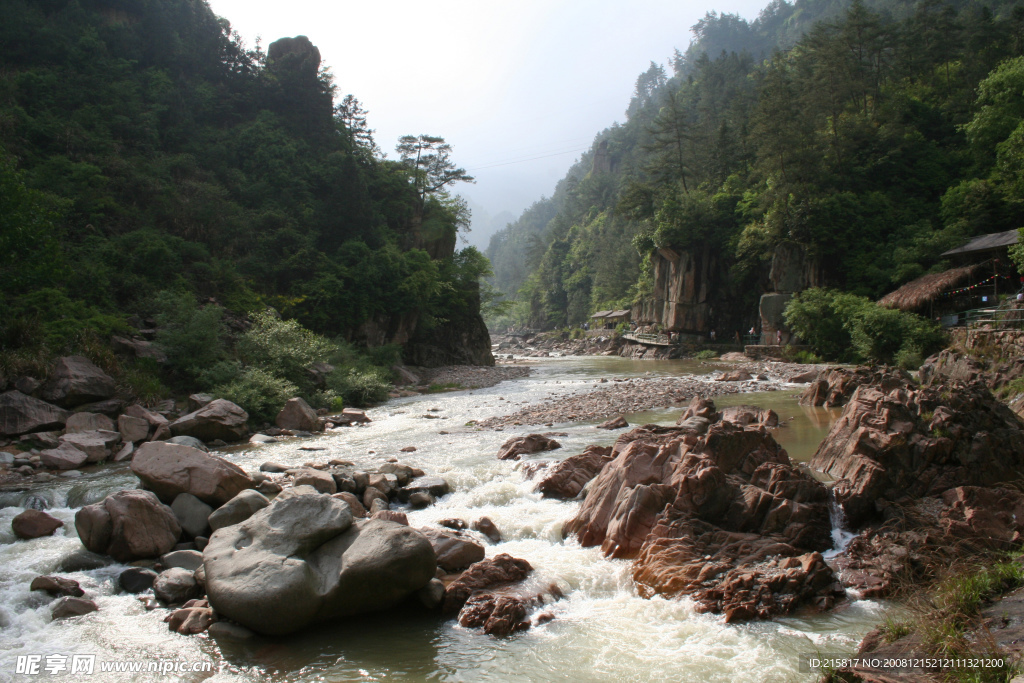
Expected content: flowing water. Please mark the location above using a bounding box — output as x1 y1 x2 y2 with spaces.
0 357 884 682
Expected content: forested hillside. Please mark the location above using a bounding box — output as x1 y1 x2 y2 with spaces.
486 0 1024 333
0 0 489 407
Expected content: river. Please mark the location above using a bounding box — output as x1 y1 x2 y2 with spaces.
0 356 884 682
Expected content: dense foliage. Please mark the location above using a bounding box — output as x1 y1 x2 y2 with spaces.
486 0 1024 335
0 0 482 402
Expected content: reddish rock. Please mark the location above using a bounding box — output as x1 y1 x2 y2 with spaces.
719 405 778 428
52 597 98 619
166 607 216 634
332 492 367 517
39 442 89 470
442 554 533 615
458 594 532 636
596 416 628 430
371 510 408 525
420 527 485 571
75 489 181 562
496 434 561 461
536 446 613 500
170 398 248 443
717 370 752 382
40 356 116 408
799 366 910 408
131 441 253 507
0 391 70 437
471 517 502 544
12 510 64 539
30 575 83 597
123 404 168 439
275 397 320 432
64 412 115 433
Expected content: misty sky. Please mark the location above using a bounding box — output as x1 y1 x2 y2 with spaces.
206 0 768 248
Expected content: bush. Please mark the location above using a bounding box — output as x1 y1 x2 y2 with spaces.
153 290 227 381
694 349 718 359
326 366 391 406
784 288 947 364
213 367 297 425
236 309 337 390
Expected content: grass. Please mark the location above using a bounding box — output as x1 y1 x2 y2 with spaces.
879 615 914 643
426 382 463 393
693 349 718 360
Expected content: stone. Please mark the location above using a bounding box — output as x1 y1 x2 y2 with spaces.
166 606 215 634
171 493 213 538
788 370 819 383
52 597 98 619
153 567 201 604
472 517 503 544
458 594 534 636
378 463 414 486
75 489 182 562
170 399 248 443
443 554 533 615
596 416 628 430
118 414 151 443
257 480 282 495
249 434 277 444
40 356 116 408
293 469 337 495
276 397 320 432
363 486 388 510
208 489 270 531
392 365 420 385
369 498 389 515
59 549 111 572
167 435 208 451
30 575 83 597
203 491 436 635
73 398 125 416
368 472 396 496
20 430 60 449
59 430 121 463
496 434 561 461
131 441 253 507
0 391 70 436
113 442 134 462
65 412 115 433
717 370 753 382
408 492 434 508
188 393 214 412
160 549 204 572
260 461 287 473
332 492 367 517
119 567 158 593
15 377 41 395
719 405 779 428
537 446 614 500
417 578 445 609
12 509 64 539
398 476 451 503
207 622 255 641
420 527 485 571
341 408 371 423
39 442 89 470
124 404 168 437
371 510 408 525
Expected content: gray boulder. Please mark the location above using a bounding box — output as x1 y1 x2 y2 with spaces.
167 435 208 452
208 489 269 531
153 567 201 604
0 391 69 436
398 476 451 503
59 430 121 463
118 414 151 443
75 489 181 562
119 567 158 593
293 469 336 495
52 597 99 619
160 549 204 572
123 404 168 438
419 528 485 571
39 442 88 470
40 356 116 408
171 493 213 538
170 399 248 443
130 441 253 507
204 490 436 635
275 397 320 432
188 393 214 412
65 412 115 433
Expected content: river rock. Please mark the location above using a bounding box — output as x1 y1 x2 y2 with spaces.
596 416 628 430
536 445 613 500
30 575 83 597
276 397 320 432
65 412 115 433
124 404 168 438
119 567 158 593
472 517 503 544
52 597 99 619
208 622 255 641
717 370 752 382
167 435 208 451
170 399 248 443
420 527 485 572
153 567 201 604
398 476 450 502
799 366 910 408
166 606 215 634
208 489 270 531
332 492 366 517
294 469 337 495
39 442 89 470
808 368 1024 527
12 509 64 539
60 430 121 463
372 510 408 525
113 442 134 462
203 490 436 635
719 405 778 428
458 593 535 637
131 441 253 507
564 419 836 621
171 493 213 538
117 414 151 443
417 578 445 609
75 489 181 562
442 553 533 615
341 408 370 423
260 461 287 473
407 492 433 508
0 391 70 436
496 434 561 461
392 365 420 385
161 549 204 572
40 356 116 408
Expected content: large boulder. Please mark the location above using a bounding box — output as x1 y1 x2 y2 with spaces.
75 490 181 562
496 434 561 461
563 419 835 621
419 527 485 572
0 391 69 436
536 446 614 500
275 397 320 432
170 399 248 443
39 442 89 470
123 404 169 440
117 414 151 443
442 553 533 615
131 441 253 507
59 430 121 463
40 356 116 408
809 368 1024 528
12 510 64 539
64 412 115 433
203 489 436 635
208 489 270 531
170 493 213 538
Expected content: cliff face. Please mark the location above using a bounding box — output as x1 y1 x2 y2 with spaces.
758 242 823 344
403 284 494 367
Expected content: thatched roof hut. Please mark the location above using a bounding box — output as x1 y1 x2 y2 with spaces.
878 264 984 312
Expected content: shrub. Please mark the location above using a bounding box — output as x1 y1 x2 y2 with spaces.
213 367 297 425
236 309 337 390
153 290 227 381
326 366 391 406
694 349 718 359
